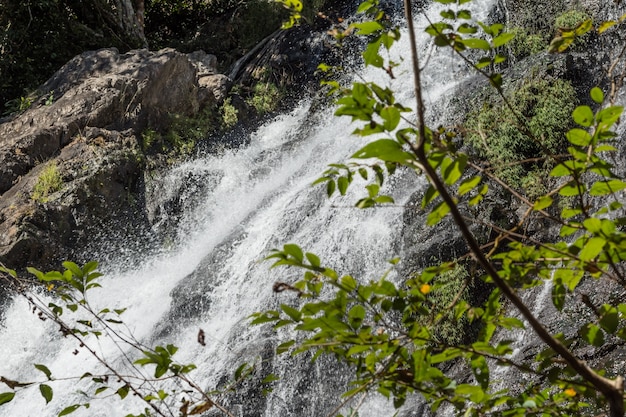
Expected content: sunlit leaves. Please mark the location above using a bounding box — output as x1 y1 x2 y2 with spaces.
549 18 592 52
589 180 626 196
579 323 605 347
276 0 302 28
572 106 594 127
352 140 414 164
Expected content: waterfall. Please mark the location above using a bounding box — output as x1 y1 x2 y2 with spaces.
0 1 496 416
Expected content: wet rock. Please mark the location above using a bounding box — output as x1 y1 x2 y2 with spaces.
0 47 231 275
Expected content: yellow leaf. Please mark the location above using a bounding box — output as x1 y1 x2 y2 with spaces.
598 20 617 34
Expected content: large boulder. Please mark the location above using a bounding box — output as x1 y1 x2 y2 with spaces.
0 47 229 275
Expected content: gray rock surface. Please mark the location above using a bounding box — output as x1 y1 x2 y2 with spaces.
0 47 229 273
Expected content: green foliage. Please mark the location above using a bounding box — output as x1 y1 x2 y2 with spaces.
246 82 284 116
220 97 239 129
422 264 475 346
507 27 547 59
0 261 251 417
256 1 626 416
465 77 577 191
549 9 593 52
555 9 591 31
142 106 222 156
31 163 63 203
3 95 34 115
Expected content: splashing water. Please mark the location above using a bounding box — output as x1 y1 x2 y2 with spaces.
0 1 496 416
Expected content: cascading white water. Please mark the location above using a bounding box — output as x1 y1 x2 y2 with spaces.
0 1 496 416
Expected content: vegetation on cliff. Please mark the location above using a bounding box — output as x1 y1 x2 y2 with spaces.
2 0 626 417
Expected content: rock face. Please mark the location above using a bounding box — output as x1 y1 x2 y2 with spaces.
0 47 229 275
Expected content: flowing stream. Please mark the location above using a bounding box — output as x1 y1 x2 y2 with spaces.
0 1 496 416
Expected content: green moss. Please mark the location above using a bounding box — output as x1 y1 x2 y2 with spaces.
555 9 590 30
466 77 577 193
554 9 592 51
426 264 472 346
508 27 547 59
32 163 63 203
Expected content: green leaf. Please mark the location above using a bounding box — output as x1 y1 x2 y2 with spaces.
348 305 366 327
440 9 455 19
352 21 384 35
283 244 304 263
572 106 594 127
58 404 81 416
441 154 467 185
559 182 585 196
276 340 295 354
533 195 553 211
40 384 53 404
341 275 358 291
326 179 336 197
116 385 129 400
363 39 383 68
305 252 320 268
380 106 401 131
596 106 624 126
422 185 439 208
583 217 602 234
455 384 485 402
461 38 491 50
590 87 604 104
552 283 566 311
351 139 414 164
457 9 471 19
373 195 393 204
458 176 481 196
548 35 574 53
489 73 502 88
337 176 349 196
357 0 374 13
262 373 280 384
34 364 52 380
62 261 83 279
493 32 515 47
281 304 302 322
0 392 15 406
575 19 592 35
579 323 605 347
579 236 605 261
566 128 592 146
598 20 617 34
427 201 451 226
599 305 619 334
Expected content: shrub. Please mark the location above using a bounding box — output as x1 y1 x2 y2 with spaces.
423 264 474 346
555 9 591 31
247 82 284 116
553 9 592 50
465 77 577 192
31 163 63 203
220 97 239 129
507 27 547 59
